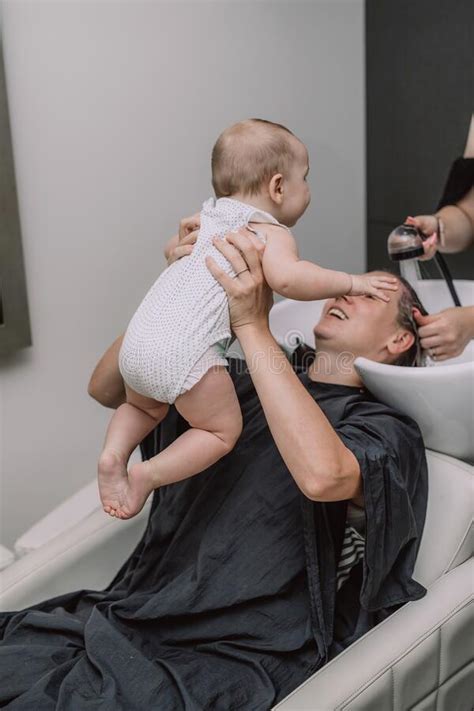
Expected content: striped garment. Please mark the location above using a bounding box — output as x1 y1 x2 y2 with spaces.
336 523 365 591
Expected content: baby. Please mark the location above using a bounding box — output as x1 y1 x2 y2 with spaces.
98 118 397 519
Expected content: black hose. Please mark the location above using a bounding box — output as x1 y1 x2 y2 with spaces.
434 253 462 307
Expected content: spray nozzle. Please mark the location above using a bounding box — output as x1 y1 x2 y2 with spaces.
387 223 425 262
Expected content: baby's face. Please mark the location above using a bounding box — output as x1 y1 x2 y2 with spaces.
280 139 311 227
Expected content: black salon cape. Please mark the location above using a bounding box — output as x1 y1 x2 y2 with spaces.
0 357 428 710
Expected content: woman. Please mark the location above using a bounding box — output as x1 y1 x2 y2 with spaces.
406 114 474 361
0 227 428 710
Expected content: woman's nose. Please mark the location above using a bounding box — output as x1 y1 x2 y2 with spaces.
339 294 354 304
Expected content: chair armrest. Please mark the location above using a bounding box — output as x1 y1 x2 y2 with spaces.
0 545 15 571
13 478 100 557
13 449 142 557
273 559 473 710
0 500 150 611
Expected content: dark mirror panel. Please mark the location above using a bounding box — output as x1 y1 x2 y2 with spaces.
0 276 4 325
366 0 474 280
0 28 32 355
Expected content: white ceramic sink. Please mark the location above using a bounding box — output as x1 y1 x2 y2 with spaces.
355 280 473 463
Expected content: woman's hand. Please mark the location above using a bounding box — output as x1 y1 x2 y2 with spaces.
165 212 201 265
405 215 439 260
205 227 272 335
413 305 474 360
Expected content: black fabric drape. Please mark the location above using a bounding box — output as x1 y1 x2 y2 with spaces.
0 356 428 710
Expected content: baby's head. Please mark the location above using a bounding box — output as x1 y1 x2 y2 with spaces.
211 118 311 227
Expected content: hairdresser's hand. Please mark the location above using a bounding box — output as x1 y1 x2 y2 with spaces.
413 305 474 360
405 215 439 260
165 212 201 265
205 227 272 334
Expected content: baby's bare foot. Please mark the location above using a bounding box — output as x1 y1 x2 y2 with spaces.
97 449 128 516
110 461 156 520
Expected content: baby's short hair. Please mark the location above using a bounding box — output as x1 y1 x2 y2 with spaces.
211 118 299 198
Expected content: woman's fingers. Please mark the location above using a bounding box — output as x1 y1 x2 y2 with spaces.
223 228 264 276
180 228 199 245
168 244 193 264
212 230 254 276
179 213 201 241
167 228 199 265
205 255 238 293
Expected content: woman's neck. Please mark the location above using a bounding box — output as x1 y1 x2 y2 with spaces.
307 349 364 388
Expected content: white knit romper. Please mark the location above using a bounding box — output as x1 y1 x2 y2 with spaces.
118 197 287 404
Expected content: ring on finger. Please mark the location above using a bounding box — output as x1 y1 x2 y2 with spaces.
232 268 249 278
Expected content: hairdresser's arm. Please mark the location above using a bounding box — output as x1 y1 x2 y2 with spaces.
206 229 362 504
408 193 474 256
407 116 474 256
87 334 126 408
437 188 474 253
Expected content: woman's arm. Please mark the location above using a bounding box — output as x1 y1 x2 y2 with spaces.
87 334 126 409
205 229 362 503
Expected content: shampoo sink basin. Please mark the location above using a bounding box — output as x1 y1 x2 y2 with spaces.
355 279 474 463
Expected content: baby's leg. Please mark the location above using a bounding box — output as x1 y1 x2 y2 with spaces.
129 365 243 491
98 386 169 518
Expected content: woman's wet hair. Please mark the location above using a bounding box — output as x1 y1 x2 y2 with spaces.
388 272 428 367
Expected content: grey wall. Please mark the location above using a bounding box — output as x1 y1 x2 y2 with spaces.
0 0 365 547
366 0 474 278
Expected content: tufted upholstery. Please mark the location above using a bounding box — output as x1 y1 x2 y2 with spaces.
273 450 473 710
273 560 473 710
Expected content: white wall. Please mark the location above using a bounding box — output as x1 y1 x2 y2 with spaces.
0 0 365 547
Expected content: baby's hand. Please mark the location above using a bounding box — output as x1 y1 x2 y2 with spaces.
348 274 399 302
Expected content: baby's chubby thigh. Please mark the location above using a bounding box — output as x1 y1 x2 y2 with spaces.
174 363 243 452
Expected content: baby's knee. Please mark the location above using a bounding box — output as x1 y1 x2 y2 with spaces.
221 409 243 451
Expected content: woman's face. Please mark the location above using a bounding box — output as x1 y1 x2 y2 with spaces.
313 273 415 363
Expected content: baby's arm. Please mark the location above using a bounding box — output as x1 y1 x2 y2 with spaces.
261 226 352 300
261 225 398 301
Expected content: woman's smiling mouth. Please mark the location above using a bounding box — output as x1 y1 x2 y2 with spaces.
327 307 349 320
